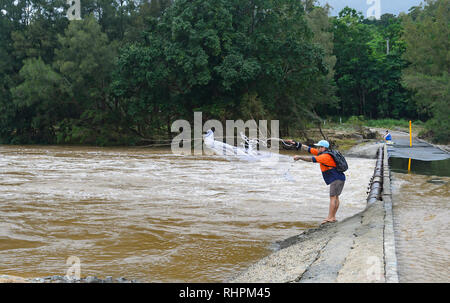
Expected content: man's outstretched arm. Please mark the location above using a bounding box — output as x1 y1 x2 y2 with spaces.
294 155 313 162
284 140 310 152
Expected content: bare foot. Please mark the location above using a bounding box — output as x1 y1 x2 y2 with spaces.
321 219 337 225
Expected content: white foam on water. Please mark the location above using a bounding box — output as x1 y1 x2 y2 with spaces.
203 129 295 182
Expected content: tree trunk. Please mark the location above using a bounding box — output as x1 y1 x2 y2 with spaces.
167 115 171 141
318 122 328 141
362 89 366 117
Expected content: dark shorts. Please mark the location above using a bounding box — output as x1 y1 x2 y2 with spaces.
330 179 345 197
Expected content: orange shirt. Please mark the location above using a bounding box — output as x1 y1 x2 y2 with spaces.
309 147 337 172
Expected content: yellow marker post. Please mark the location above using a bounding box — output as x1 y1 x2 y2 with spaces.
409 120 412 147
409 121 412 172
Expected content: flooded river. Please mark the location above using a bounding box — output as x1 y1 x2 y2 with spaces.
391 161 450 282
0 145 374 282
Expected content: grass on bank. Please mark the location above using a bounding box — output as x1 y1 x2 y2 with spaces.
321 117 426 135
290 117 430 152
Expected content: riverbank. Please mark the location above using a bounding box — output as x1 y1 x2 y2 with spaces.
230 144 398 283
288 125 378 153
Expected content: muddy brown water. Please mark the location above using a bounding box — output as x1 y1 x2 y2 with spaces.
0 145 374 282
391 172 450 282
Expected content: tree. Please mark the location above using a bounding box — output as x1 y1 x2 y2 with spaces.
402 0 450 143
0 12 15 143
112 0 328 139
53 15 118 144
11 58 69 143
303 1 339 120
332 7 373 117
364 13 413 119
0 0 68 143
11 0 68 65
332 8 413 120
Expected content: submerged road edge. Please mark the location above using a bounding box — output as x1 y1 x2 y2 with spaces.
229 144 399 283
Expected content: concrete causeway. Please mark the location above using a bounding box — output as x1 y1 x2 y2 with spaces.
230 144 399 283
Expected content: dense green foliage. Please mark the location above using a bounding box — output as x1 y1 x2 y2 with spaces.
401 0 449 143
330 8 414 120
0 0 448 144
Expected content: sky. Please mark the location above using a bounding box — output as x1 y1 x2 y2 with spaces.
317 0 425 18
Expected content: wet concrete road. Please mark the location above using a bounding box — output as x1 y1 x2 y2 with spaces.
386 131 449 161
